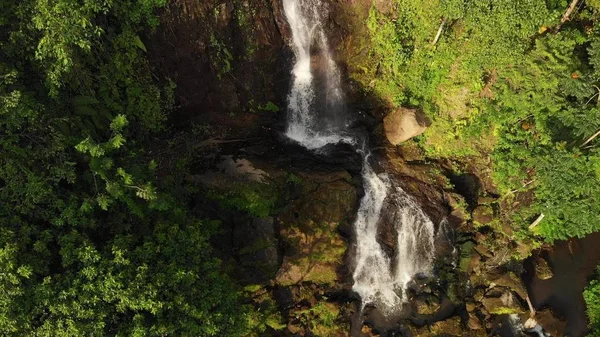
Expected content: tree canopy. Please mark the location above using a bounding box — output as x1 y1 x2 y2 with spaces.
0 1 251 335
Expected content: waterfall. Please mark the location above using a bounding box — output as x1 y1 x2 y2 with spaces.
282 0 350 149
352 157 435 314
282 0 436 316
351 160 398 309
389 183 436 299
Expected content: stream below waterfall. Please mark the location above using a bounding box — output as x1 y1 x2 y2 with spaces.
282 0 437 317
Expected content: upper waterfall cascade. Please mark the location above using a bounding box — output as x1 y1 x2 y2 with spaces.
282 0 351 149
283 0 436 314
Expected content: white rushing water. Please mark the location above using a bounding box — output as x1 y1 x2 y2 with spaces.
283 0 436 315
352 157 436 314
351 160 398 308
282 0 349 149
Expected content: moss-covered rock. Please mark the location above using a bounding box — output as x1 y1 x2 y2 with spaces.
276 170 358 286
472 204 494 225
412 316 465 336
491 272 528 301
413 295 441 315
535 256 553 280
481 291 524 315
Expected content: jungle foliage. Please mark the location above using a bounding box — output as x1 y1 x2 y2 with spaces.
360 0 600 241
585 266 600 336
0 1 257 335
4 0 600 335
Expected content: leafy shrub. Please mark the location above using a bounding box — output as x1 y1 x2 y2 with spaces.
585 267 600 335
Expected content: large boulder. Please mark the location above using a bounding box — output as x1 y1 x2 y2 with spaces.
383 107 430 145
481 291 524 315
491 272 528 301
520 309 566 337
472 204 494 225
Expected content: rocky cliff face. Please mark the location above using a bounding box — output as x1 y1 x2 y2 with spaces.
148 0 289 138
145 1 567 336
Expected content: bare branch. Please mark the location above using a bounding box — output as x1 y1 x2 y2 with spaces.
526 296 536 317
500 179 535 200
192 137 261 149
529 213 545 230
584 85 600 107
555 0 580 32
432 18 446 46
582 129 600 147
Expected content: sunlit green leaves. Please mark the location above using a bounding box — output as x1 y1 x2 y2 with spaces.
32 0 113 94
134 183 157 201
0 0 250 333
585 266 600 335
76 137 106 157
109 114 128 131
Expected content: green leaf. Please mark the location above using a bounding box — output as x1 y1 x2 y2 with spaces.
117 167 134 185
110 114 128 132
133 35 147 53
109 133 126 149
96 194 112 210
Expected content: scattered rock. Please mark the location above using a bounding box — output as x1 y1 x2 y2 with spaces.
361 324 380 337
474 231 488 243
468 314 484 330
410 316 470 337
190 156 270 189
474 289 485 302
397 141 426 162
521 308 566 337
288 323 302 334
470 254 482 275
515 240 534 259
472 204 494 225
535 256 553 280
473 244 493 258
469 271 487 288
492 272 528 300
477 195 495 204
216 156 269 182
481 291 524 315
445 192 469 225
428 316 464 336
383 107 430 145
499 224 515 239
413 296 441 315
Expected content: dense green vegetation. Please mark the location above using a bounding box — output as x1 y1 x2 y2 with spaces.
3 0 600 335
0 1 259 335
586 266 600 336
358 0 600 241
